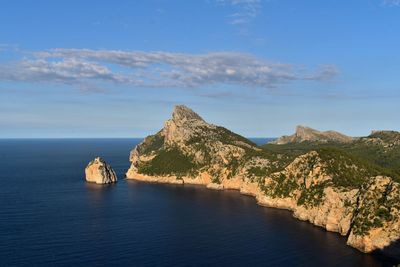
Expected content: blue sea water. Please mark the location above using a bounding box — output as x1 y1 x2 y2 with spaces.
0 139 397 266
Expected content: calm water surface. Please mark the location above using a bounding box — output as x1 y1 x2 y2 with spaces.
0 139 397 266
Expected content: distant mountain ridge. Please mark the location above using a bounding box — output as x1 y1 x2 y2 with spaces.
270 125 355 144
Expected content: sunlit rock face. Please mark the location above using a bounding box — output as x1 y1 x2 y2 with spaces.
85 157 117 184
347 176 400 253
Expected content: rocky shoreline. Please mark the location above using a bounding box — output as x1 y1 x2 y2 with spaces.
125 170 398 254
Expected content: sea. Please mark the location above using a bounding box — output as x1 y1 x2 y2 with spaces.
0 138 398 266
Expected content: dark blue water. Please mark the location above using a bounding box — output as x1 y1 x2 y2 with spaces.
249 138 275 145
0 139 396 266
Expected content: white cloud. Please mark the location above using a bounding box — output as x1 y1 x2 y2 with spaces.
383 0 400 5
0 48 338 92
217 0 262 25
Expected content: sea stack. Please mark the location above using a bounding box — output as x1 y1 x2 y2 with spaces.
85 157 117 184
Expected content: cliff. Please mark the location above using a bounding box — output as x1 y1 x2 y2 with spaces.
126 105 400 255
271 125 355 144
85 157 117 184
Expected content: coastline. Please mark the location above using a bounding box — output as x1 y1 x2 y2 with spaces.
125 166 398 259
126 171 355 242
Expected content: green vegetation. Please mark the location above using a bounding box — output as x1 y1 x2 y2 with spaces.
341 141 400 180
243 149 294 178
297 181 328 207
351 181 398 236
352 206 385 236
262 141 330 157
317 148 389 188
186 126 256 149
140 132 165 155
216 126 257 147
247 166 269 177
344 198 353 208
263 140 400 184
226 157 240 179
375 207 392 221
265 173 299 198
138 147 197 176
212 175 221 184
185 126 263 177
369 131 400 142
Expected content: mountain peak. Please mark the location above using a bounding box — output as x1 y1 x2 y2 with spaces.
271 125 354 144
295 125 317 136
172 105 204 123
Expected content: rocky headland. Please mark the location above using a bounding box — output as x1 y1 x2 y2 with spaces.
85 157 117 184
125 105 400 255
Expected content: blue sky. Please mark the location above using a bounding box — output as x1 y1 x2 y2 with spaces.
1 0 399 138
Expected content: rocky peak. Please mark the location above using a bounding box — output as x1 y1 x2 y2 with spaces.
271 125 354 144
172 105 204 124
295 125 319 138
127 105 259 178
162 105 210 146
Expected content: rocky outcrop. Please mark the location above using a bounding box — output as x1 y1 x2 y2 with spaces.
347 176 400 253
362 130 400 149
271 125 354 144
85 157 117 184
126 105 400 255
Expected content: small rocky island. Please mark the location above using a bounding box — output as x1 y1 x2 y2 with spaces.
85 157 117 184
126 105 400 255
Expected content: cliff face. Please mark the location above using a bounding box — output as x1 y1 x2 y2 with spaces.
126 105 400 254
85 157 117 184
347 176 400 252
271 125 355 144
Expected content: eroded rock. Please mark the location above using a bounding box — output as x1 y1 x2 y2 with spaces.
85 157 117 184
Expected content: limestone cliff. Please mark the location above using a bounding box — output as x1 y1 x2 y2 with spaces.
126 105 400 255
347 176 400 252
85 157 117 184
271 125 355 144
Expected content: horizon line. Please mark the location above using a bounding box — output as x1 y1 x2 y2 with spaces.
0 137 277 140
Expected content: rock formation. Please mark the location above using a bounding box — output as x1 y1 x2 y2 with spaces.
126 105 400 255
347 176 400 253
362 130 400 148
85 157 117 184
271 125 355 144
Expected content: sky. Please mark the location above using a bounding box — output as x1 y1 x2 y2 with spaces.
0 0 399 138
